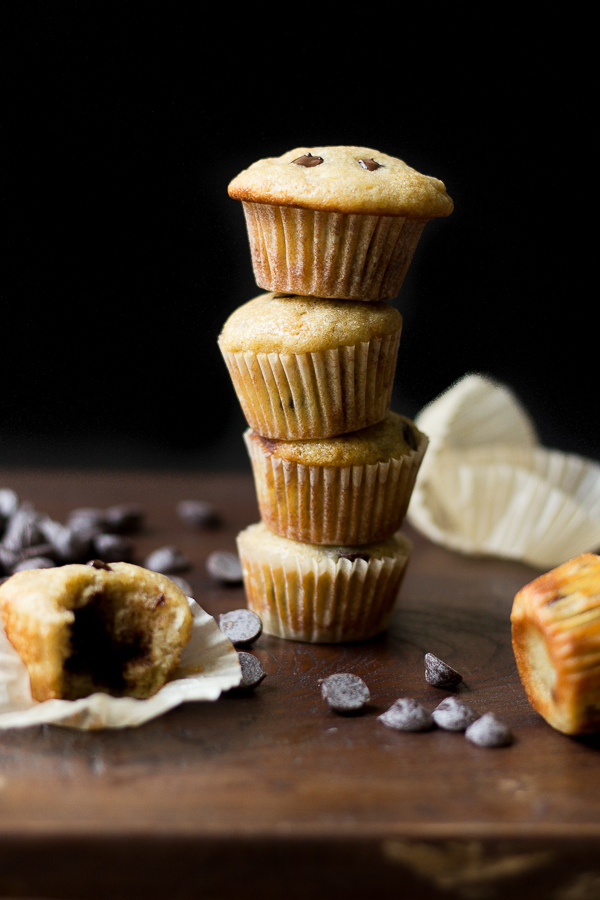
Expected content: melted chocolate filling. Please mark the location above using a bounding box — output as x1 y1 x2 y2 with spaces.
64 591 148 695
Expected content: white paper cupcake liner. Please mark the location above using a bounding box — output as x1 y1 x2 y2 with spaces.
237 525 412 643
220 328 400 440
0 599 241 730
242 202 425 301
245 429 428 545
408 375 600 568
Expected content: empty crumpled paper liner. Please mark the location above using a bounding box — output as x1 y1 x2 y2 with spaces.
407 374 600 568
0 598 241 730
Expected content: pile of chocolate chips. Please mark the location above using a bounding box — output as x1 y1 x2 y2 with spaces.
321 655 513 748
0 488 144 582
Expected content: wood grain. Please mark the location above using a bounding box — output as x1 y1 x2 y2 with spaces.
1 469 599 899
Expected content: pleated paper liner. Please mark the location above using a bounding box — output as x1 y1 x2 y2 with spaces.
245 428 428 546
241 202 425 301
409 444 600 569
220 328 400 440
237 522 412 643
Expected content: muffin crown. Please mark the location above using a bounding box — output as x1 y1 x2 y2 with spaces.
228 146 453 219
218 293 402 354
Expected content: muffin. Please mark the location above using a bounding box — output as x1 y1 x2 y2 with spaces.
237 521 412 642
511 552 600 735
218 292 402 439
244 411 428 545
0 562 193 701
228 146 453 301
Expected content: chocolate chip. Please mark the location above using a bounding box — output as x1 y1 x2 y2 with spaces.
86 559 112 570
0 546 19 575
2 504 45 551
168 574 193 596
337 551 370 563
291 152 324 167
402 421 418 451
358 158 382 171
68 508 109 534
424 653 463 688
92 533 135 563
237 652 267 690
144 546 191 575
432 697 479 732
465 713 513 748
13 557 56 572
0 489 19 520
177 500 221 529
104 504 145 534
219 609 263 647
378 698 434 732
206 550 243 583
39 519 90 563
321 673 370 714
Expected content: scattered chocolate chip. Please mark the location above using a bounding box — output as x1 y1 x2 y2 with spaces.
219 609 263 647
144 546 191 575
168 574 193 596
177 500 221 529
465 713 513 748
92 533 135 563
0 546 19 575
337 551 370 563
0 489 19 520
206 550 243 583
424 653 463 688
432 697 479 732
236 652 267 690
39 519 90 563
2 504 45 551
104 504 145 534
291 152 324 167
402 421 418 451
68 508 109 534
358 158 382 171
13 557 56 572
86 559 112 570
378 698 434 732
321 673 370 714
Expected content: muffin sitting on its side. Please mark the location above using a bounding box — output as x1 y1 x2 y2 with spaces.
218 292 402 440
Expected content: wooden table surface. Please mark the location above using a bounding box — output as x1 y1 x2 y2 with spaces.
1 469 599 900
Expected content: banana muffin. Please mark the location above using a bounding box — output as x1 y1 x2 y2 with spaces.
218 292 402 439
228 146 453 300
237 521 412 642
245 411 427 545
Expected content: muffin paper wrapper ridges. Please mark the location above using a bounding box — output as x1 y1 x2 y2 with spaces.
408 374 600 568
237 529 412 643
0 599 241 730
245 429 428 546
220 328 400 440
242 202 426 301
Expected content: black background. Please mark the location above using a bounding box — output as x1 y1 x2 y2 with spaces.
3 6 597 469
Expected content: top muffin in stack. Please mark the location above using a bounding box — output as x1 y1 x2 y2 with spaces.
220 146 452 643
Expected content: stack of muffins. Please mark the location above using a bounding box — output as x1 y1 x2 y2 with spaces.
219 146 453 643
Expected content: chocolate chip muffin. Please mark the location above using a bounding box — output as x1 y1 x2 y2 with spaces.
218 292 402 439
244 411 428 545
228 146 453 300
237 521 412 642
0 562 193 701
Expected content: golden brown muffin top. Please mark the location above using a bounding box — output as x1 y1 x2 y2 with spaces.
228 146 453 219
246 411 424 467
218 292 402 354
238 520 412 563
